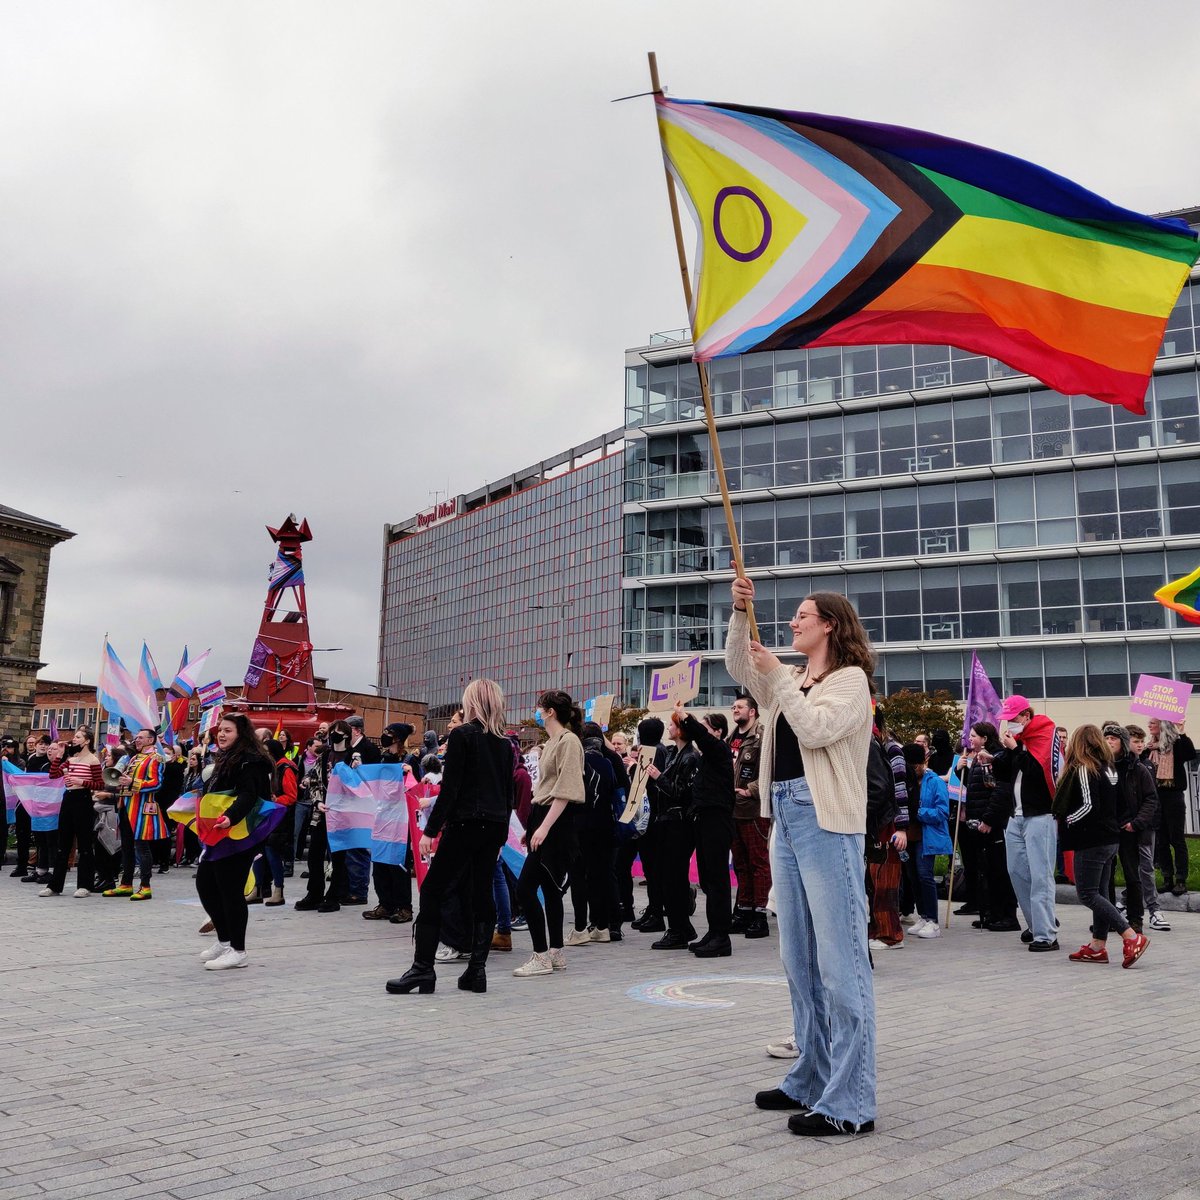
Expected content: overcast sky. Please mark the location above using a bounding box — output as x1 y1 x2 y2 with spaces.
5 1 1198 698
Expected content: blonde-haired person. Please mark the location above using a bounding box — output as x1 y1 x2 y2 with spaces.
387 679 514 995
1054 724 1150 968
727 578 876 1138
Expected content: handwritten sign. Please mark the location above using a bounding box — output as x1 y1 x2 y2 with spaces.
647 655 702 711
586 694 615 730
1129 674 1192 722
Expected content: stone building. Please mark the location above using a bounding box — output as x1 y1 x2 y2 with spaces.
0 505 74 737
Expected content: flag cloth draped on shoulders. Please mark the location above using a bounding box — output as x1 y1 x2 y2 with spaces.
655 95 1199 413
1155 564 1200 626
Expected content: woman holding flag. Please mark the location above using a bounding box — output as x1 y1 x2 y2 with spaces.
196 715 275 971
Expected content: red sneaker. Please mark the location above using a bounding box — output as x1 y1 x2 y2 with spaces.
1068 943 1109 963
1122 932 1150 969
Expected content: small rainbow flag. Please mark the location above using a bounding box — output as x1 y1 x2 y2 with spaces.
1155 564 1200 626
655 96 1199 413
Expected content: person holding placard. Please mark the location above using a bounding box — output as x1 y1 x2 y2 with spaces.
727 578 876 1138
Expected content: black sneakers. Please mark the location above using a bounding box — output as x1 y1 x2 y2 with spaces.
755 1088 810 1112
1028 939 1059 952
788 1112 874 1137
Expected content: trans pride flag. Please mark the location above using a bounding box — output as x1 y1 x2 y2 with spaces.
325 762 411 861
1 759 65 831
655 96 1198 412
499 811 527 877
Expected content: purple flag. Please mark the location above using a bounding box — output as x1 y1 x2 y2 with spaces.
244 639 270 689
962 651 1001 747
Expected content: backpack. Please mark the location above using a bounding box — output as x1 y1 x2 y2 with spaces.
865 737 897 842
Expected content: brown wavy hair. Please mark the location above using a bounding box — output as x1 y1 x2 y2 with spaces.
806 592 878 687
1062 723 1112 782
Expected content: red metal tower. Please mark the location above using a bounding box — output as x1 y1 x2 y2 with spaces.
227 514 350 740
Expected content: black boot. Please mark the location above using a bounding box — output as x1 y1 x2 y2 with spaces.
729 908 753 934
458 922 492 994
743 912 770 939
386 958 436 994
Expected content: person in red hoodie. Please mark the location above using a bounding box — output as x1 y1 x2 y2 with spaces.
991 695 1061 952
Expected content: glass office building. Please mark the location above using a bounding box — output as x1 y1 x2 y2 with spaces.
380 429 625 725
619 208 1200 720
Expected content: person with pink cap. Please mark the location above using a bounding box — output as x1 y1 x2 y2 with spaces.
991 695 1060 952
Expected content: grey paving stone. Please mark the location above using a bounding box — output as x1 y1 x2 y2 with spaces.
1 868 1199 1200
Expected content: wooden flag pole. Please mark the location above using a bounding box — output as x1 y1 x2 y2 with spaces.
944 801 963 929
647 51 759 643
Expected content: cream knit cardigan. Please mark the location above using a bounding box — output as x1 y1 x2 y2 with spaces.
725 609 872 834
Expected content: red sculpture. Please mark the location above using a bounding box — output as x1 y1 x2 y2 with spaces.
225 514 351 741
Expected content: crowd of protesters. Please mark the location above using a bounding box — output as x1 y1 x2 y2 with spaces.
1 580 1196 1133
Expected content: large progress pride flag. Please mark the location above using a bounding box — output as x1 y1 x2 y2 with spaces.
656 96 1199 412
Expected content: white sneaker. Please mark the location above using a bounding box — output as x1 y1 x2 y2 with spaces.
589 927 611 943
1149 910 1172 932
513 952 553 977
916 921 942 939
564 927 593 947
73 888 91 898
435 944 469 962
766 1034 799 1059
900 913 918 927
205 948 249 971
548 948 567 971
200 941 231 962
38 886 57 897
868 938 889 951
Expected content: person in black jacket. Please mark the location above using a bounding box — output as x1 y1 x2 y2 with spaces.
1146 719 1196 897
387 680 515 996
645 714 701 950
196 715 275 971
675 703 735 958
1053 725 1149 968
958 723 1020 931
629 717 669 933
1102 722 1158 935
566 722 618 945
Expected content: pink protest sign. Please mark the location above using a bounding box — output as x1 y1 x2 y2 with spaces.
1129 674 1192 722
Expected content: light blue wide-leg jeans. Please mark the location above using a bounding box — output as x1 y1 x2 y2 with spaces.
771 778 876 1127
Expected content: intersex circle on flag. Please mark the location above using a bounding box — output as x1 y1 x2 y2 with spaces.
712 186 773 262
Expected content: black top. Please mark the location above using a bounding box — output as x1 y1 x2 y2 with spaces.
773 695 808 782
679 714 735 814
423 719 514 838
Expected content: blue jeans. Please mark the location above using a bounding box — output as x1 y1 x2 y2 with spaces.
492 858 512 933
1004 813 1057 942
770 778 876 1127
915 853 938 922
345 847 371 899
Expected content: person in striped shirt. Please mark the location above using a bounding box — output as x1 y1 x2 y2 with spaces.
42 728 104 897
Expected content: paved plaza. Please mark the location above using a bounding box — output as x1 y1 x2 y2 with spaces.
2 871 1198 1200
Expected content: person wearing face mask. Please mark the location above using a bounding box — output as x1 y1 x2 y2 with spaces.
991 696 1060 952
42 728 104 897
294 720 352 913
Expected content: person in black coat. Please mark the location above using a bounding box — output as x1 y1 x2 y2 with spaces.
629 717 669 933
957 722 1020 931
645 714 701 950
387 680 514 996
1103 722 1158 934
675 703 735 958
566 723 618 944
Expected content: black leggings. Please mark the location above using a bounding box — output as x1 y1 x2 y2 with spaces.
569 827 614 932
517 809 574 953
196 848 256 951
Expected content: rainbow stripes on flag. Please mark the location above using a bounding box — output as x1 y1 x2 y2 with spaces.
655 96 1199 413
195 789 286 860
1155 564 1200 626
325 763 411 862
1 760 65 831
